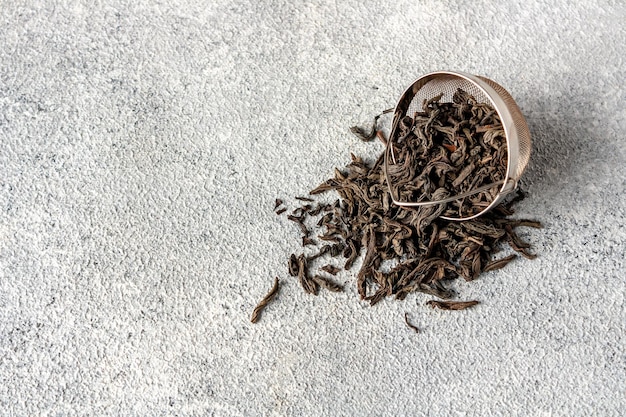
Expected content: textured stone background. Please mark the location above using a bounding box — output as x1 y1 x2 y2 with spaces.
1 1 624 415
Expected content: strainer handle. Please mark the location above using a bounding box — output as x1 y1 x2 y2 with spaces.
389 178 517 208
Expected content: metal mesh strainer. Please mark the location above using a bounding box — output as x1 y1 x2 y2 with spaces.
384 70 531 221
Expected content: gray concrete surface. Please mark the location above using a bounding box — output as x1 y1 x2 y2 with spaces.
1 1 624 416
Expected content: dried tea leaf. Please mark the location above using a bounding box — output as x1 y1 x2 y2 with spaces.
483 254 517 272
288 214 309 236
297 254 318 295
310 181 334 195
288 254 299 277
404 312 420 333
251 277 280 323
321 265 341 276
349 109 392 142
426 300 480 310
312 275 343 292
296 196 314 202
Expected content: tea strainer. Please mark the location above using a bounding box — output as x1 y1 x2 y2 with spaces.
384 70 531 221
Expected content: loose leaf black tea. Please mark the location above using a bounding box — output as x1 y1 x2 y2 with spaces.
387 88 507 218
252 90 541 327
271 155 539 306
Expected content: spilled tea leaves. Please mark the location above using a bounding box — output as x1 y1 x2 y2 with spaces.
252 90 541 330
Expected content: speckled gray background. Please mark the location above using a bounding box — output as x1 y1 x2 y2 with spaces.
1 1 624 416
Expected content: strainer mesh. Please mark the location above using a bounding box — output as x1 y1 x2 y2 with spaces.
398 74 531 182
407 75 493 119
478 76 532 179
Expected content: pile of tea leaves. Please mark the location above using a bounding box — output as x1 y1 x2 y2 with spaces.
251 91 541 325
278 153 540 304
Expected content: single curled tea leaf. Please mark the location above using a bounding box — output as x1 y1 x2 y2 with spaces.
312 275 343 292
350 108 393 142
321 265 341 276
309 181 335 195
296 196 314 202
288 254 299 277
404 313 420 333
483 254 517 272
426 300 480 310
287 214 309 236
297 254 318 295
251 277 280 323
